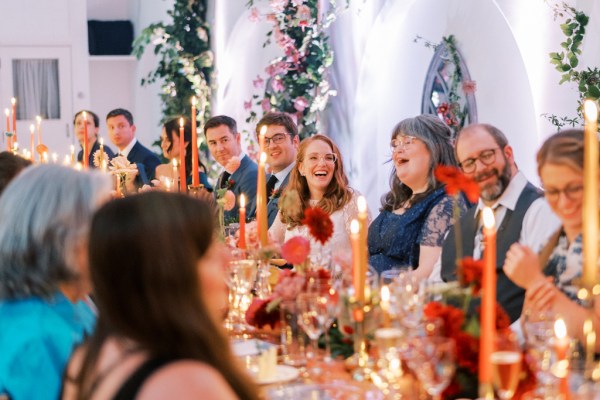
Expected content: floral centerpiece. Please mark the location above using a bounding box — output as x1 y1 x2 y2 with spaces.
108 156 138 196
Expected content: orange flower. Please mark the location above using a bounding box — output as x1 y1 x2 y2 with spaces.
434 165 480 203
301 207 334 245
281 236 311 265
458 257 484 294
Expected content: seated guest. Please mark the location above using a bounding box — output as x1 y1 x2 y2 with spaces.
436 123 560 323
256 112 299 227
74 110 115 168
504 129 600 347
368 115 468 278
156 118 213 191
106 108 161 184
205 115 258 222
270 134 368 257
62 192 258 399
0 165 112 400
0 151 31 196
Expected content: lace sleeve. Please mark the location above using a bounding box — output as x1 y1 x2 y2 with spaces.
342 191 373 234
268 210 287 244
420 195 464 247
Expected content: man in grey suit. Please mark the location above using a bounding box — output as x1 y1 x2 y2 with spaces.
205 115 258 223
257 112 300 227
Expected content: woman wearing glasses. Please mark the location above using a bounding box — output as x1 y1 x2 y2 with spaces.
504 129 600 347
269 134 368 258
368 114 468 278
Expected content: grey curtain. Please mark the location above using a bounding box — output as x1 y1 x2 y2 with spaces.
13 59 60 120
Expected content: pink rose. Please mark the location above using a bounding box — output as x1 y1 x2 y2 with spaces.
462 80 477 94
248 7 261 22
243 100 252 111
281 236 311 265
253 75 264 89
223 190 236 211
293 96 309 112
269 0 287 13
271 78 285 93
261 98 271 112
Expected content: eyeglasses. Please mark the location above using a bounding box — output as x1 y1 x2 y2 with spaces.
458 148 501 173
390 135 418 152
264 133 289 147
305 152 337 164
544 184 584 202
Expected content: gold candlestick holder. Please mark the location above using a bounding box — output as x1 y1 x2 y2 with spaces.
187 184 205 198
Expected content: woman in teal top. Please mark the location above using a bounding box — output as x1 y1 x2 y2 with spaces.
0 165 111 400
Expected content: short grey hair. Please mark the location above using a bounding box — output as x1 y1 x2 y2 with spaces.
0 165 112 299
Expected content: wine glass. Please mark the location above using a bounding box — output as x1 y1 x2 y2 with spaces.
306 274 339 363
523 310 558 397
408 336 456 400
491 331 523 399
297 292 327 375
228 260 257 332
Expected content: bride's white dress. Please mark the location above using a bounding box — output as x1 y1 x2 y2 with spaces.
269 190 372 258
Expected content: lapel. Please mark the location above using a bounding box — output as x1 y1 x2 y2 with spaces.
127 141 140 163
229 155 249 187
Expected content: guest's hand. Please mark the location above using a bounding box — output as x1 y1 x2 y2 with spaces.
503 243 543 290
524 277 556 314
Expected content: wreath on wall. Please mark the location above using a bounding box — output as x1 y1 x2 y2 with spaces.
244 0 348 139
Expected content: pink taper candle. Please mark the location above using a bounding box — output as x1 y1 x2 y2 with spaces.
238 194 247 250
191 97 199 186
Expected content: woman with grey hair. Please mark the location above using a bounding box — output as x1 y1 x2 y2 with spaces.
0 165 112 400
368 114 469 278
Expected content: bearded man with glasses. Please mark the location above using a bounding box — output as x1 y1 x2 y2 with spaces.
434 123 560 323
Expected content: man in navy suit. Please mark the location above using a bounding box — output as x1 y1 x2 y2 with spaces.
204 115 258 223
106 108 160 185
256 112 299 227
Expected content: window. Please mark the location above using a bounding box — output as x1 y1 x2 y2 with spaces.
13 59 61 120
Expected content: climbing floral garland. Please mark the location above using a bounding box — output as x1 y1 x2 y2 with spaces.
245 0 347 139
544 2 600 130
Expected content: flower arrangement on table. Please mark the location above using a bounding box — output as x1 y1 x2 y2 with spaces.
92 149 110 169
108 156 139 196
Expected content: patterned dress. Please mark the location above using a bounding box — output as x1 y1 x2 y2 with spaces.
543 232 583 304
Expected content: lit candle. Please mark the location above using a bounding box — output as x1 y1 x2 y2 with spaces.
42 152 48 164
179 118 187 193
82 111 89 169
256 152 268 246
259 125 267 154
172 159 179 192
4 109 10 151
357 196 368 303
99 137 105 167
51 153 58 163
36 115 42 144
101 160 107 172
10 98 16 142
165 178 171 192
29 124 35 163
583 100 598 295
351 219 362 300
63 155 70 165
238 194 247 250
380 285 391 328
554 318 570 397
190 97 199 186
70 145 75 165
75 162 82 171
12 142 18 154
479 207 497 397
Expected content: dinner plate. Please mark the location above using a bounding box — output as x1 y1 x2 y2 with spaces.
265 382 382 399
255 365 299 385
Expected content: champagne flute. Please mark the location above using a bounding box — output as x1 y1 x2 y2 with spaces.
306 275 339 362
297 292 327 376
492 331 523 399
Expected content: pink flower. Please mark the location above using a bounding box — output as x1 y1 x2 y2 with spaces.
271 78 285 93
281 236 310 265
248 7 261 22
223 190 236 211
462 80 477 94
293 96 309 112
243 100 252 111
269 0 287 13
261 98 271 112
253 75 264 89
224 155 241 174
273 270 307 301
265 61 289 77
296 4 311 20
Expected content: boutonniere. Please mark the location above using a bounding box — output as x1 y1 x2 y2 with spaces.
225 177 235 189
269 187 281 201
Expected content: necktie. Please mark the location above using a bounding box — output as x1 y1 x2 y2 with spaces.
266 175 278 198
220 171 231 189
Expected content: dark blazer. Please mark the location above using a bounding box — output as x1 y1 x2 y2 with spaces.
126 141 161 185
267 172 291 227
77 140 115 168
217 154 258 223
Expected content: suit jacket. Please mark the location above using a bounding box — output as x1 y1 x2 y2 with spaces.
126 141 161 185
77 140 115 168
217 154 258 223
267 172 291 227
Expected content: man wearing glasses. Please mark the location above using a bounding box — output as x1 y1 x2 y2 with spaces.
436 123 560 323
256 112 300 227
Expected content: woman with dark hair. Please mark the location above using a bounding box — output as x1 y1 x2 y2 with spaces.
0 165 112 400
368 114 468 277
504 129 600 348
156 118 213 191
63 192 257 399
269 134 368 256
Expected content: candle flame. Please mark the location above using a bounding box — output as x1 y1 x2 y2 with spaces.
584 319 593 335
4 109 9 117
13 142 18 151
75 162 82 171
64 155 70 165
82 111 87 119
173 158 178 167
240 193 246 208
357 196 367 213
259 125 267 137
584 100 598 122
100 137 104 146
350 219 359 234
36 115 42 124
191 97 197 106
11 98 16 105
52 153 58 162
179 117 184 127
70 144 75 152
482 207 495 229
554 318 567 339
29 124 34 133
381 285 390 304
165 179 171 190
260 152 267 163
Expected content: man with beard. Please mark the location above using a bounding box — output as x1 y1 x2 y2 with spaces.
436 123 560 322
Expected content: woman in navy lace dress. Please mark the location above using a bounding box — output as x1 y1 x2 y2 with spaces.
368 115 468 278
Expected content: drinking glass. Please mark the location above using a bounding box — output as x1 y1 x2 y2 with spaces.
228 260 257 332
371 327 406 397
408 336 456 400
523 310 558 397
492 332 523 399
306 274 339 362
297 292 327 375
379 267 409 287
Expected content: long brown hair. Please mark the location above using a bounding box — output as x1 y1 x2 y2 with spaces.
75 192 257 399
281 134 353 228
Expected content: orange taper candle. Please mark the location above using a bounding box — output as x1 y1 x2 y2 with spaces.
256 152 268 246
583 100 598 294
10 98 16 143
82 111 89 169
190 97 199 186
5 109 11 151
179 117 187 193
479 207 496 398
238 194 247 250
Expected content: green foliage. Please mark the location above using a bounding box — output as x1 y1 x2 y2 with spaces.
546 2 600 130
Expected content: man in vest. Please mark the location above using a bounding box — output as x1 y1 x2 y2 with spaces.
438 123 560 322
